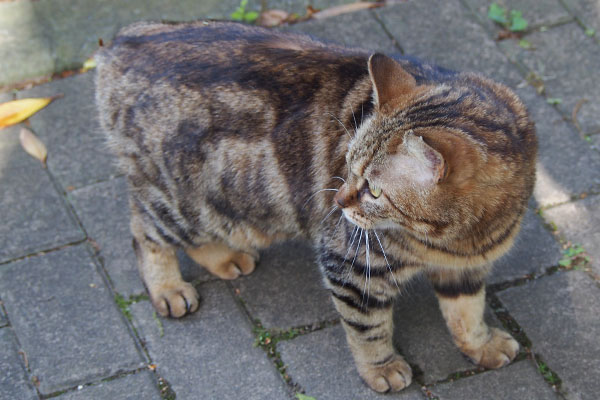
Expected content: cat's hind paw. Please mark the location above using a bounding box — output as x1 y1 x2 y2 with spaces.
465 327 520 369
150 281 200 318
359 355 412 393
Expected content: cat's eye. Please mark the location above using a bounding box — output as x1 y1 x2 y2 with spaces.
368 183 382 198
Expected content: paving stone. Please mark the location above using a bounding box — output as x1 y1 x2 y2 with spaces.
500 22 600 135
429 360 559 400
231 240 338 329
393 279 504 384
0 246 145 395
17 72 119 190
462 0 572 32
498 271 600 400
0 125 85 264
0 1 55 86
514 86 600 206
284 8 400 54
561 0 600 41
544 194 600 275
375 0 523 87
0 328 38 400
57 371 161 400
491 209 562 284
279 324 425 400
69 178 212 297
130 282 290 400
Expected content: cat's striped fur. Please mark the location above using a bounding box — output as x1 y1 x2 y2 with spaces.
95 21 536 393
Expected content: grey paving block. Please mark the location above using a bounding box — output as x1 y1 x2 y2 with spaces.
429 360 559 400
514 86 600 206
375 0 523 87
278 324 425 400
543 194 600 275
0 245 145 395
393 279 504 384
283 8 400 54
0 329 38 400
69 178 213 297
17 72 119 190
130 282 290 400
57 371 161 400
462 0 572 32
498 271 600 400
231 240 338 329
0 125 85 264
500 22 600 135
0 1 55 86
491 209 562 284
561 0 600 41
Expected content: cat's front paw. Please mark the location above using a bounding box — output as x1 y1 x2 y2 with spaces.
150 281 200 318
358 355 412 393
463 327 519 369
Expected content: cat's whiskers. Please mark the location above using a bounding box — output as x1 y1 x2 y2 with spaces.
373 230 401 292
319 205 339 228
301 188 339 210
327 112 354 139
350 106 359 136
347 228 364 284
331 176 346 183
326 214 345 246
363 230 372 304
360 103 364 126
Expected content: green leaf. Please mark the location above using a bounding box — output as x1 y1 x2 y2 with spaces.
546 98 562 105
558 258 572 267
518 39 532 49
230 10 244 20
585 28 596 37
488 3 508 25
244 10 259 22
296 394 317 400
509 11 528 32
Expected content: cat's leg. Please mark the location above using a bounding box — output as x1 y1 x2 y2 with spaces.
321 254 412 392
185 242 257 280
428 268 519 368
130 208 199 318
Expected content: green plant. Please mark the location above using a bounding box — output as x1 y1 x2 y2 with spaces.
558 244 590 269
488 3 528 32
231 0 259 23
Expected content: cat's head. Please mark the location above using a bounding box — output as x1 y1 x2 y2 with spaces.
334 54 536 246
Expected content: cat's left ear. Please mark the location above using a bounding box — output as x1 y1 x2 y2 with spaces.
403 131 447 184
368 53 417 111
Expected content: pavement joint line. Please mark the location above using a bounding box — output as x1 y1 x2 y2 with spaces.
486 292 567 397
557 0 600 47
369 9 405 54
0 238 88 267
39 365 154 400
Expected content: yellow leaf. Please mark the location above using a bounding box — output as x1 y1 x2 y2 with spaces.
19 127 47 166
312 2 383 19
0 97 56 129
81 57 97 72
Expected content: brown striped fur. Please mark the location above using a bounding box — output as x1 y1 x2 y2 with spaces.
95 21 536 393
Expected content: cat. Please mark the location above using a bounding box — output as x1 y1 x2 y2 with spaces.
95 20 537 393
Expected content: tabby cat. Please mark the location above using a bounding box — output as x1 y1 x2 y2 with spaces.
95 20 536 393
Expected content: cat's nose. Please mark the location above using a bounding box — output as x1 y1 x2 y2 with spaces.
334 191 347 208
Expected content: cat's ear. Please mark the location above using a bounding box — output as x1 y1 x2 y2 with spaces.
403 131 447 183
368 53 417 110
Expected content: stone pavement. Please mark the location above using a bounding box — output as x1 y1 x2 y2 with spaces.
1 0 599 399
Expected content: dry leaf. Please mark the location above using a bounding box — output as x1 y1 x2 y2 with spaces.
258 9 290 27
312 2 383 19
0 97 56 129
19 127 47 166
81 57 97 73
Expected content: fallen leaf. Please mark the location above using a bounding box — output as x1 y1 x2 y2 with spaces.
0 97 57 129
312 2 383 20
572 98 588 137
257 9 290 27
81 57 97 72
19 127 48 166
148 363 157 371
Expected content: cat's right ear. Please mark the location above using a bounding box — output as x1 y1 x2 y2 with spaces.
368 53 417 111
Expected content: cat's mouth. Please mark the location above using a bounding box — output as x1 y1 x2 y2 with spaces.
340 208 374 230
